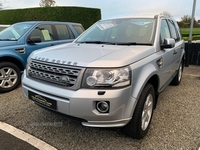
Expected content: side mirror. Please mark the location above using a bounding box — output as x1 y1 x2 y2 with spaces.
161 38 175 49
27 36 42 44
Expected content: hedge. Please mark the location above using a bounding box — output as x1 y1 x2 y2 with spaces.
0 6 101 29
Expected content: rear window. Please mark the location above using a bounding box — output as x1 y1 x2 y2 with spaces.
73 25 85 35
55 24 75 40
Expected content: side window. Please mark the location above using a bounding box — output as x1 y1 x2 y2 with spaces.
167 19 180 42
29 25 53 42
72 25 85 35
160 20 171 44
55 25 74 40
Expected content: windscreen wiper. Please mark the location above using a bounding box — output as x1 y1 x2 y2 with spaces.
116 42 152 46
78 41 116 45
0 39 17 41
78 41 152 46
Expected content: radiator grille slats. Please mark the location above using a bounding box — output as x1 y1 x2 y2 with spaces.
28 60 82 88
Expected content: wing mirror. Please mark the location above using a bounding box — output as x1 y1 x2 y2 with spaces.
161 38 175 49
27 36 42 44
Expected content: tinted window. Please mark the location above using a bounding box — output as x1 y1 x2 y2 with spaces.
55 24 75 40
29 25 54 42
73 25 85 35
168 19 180 42
160 20 171 44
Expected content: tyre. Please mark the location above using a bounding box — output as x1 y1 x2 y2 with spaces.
0 62 21 93
121 84 155 139
171 61 183 86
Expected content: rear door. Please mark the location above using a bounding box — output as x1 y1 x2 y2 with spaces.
53 24 75 45
167 19 183 70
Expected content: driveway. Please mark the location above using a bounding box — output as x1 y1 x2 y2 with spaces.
0 66 200 150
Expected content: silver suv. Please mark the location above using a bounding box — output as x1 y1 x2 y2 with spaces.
22 15 185 139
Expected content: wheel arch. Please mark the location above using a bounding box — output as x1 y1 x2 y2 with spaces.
146 75 159 108
0 56 24 72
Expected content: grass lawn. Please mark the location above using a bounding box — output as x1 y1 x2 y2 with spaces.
180 28 200 41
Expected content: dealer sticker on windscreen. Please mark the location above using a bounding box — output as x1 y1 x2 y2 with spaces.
28 91 57 110
97 23 117 30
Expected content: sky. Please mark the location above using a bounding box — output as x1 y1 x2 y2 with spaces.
2 0 200 21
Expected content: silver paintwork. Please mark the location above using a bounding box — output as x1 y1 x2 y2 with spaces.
22 15 185 127
22 72 136 127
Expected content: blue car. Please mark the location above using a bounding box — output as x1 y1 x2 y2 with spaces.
0 25 10 32
0 21 85 93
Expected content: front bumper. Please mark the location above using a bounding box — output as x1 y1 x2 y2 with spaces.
22 72 137 127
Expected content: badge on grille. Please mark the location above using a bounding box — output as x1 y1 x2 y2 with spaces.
60 76 69 83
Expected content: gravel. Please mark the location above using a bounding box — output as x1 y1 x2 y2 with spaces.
0 66 200 150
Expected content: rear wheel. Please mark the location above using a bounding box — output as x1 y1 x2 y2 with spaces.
171 61 183 85
121 84 155 139
0 62 21 93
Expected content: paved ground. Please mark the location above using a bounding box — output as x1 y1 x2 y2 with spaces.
0 65 200 150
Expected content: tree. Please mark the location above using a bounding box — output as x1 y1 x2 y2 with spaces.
181 15 191 24
0 0 5 10
160 11 172 17
39 0 56 7
178 15 200 28
0 2 2 10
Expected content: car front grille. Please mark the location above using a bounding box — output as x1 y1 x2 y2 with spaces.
28 60 83 89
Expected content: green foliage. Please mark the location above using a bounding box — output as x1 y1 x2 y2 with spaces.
39 0 56 7
180 28 200 41
178 15 200 28
160 11 172 17
0 6 101 29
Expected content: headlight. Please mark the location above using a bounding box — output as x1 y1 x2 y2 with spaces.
26 58 32 77
82 66 131 88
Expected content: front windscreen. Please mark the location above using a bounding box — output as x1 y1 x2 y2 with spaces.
75 18 156 45
0 22 34 41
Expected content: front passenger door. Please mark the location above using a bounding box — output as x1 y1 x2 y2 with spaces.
159 19 177 87
25 24 57 57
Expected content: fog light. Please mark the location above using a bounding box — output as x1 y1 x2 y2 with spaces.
96 101 109 113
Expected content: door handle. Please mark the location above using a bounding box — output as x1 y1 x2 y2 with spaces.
173 50 177 55
157 58 163 67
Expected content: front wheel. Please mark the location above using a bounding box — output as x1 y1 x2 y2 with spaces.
0 62 21 93
121 84 155 139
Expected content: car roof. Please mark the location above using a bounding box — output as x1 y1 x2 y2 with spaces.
0 24 10 27
100 15 174 21
13 21 82 26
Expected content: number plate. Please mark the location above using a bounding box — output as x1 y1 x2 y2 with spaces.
28 91 57 110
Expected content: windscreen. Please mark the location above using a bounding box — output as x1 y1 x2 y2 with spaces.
75 18 156 45
0 22 34 41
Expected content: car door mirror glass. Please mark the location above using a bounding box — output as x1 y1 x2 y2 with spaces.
161 38 175 49
27 36 42 44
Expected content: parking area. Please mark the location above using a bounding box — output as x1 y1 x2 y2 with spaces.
0 66 200 150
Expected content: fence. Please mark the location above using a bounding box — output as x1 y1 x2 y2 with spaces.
185 42 200 67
